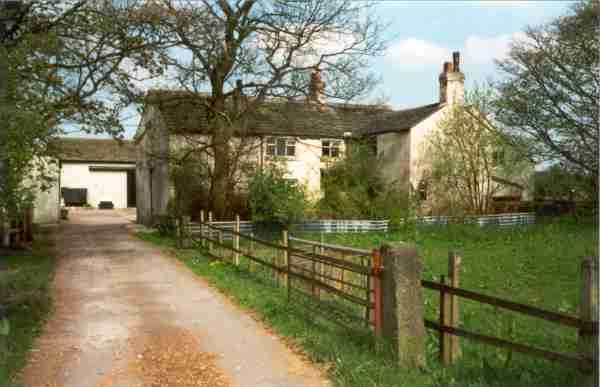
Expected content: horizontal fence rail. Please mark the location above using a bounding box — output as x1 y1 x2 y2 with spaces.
424 319 593 371
422 277 598 371
402 212 535 227
188 221 383 334
422 280 597 334
292 220 390 233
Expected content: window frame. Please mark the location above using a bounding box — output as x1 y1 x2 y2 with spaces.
321 139 342 158
265 136 296 157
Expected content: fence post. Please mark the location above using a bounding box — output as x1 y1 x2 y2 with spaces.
1 213 9 248
380 243 426 368
181 216 191 248
208 211 213 254
234 215 240 266
218 230 223 258
282 229 289 297
372 249 383 338
200 210 205 248
175 217 182 249
439 275 452 364
249 232 255 272
448 251 462 362
24 207 33 242
580 256 599 386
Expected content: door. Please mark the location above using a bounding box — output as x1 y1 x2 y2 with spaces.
89 171 127 209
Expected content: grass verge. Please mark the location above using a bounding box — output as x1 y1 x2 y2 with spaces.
0 230 55 387
137 227 592 387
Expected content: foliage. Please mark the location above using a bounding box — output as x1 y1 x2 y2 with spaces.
319 139 411 223
493 0 599 197
534 163 597 202
168 151 211 219
248 163 308 226
0 1 168 220
0 232 54 386
419 88 532 216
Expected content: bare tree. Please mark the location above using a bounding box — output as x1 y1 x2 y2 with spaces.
419 89 532 216
146 0 387 218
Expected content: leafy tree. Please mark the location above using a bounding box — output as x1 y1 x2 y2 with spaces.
494 0 599 197
420 89 532 216
248 163 308 226
146 0 387 219
0 0 167 225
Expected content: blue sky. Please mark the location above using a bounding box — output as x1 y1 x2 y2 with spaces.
98 0 576 139
371 0 574 109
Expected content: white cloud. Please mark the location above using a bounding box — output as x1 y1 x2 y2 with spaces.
468 1 535 6
385 32 527 68
385 38 451 67
463 32 526 63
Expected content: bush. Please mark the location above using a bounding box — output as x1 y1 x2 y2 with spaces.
319 140 411 223
248 164 308 226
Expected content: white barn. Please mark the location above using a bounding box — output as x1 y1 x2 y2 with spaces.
33 138 137 223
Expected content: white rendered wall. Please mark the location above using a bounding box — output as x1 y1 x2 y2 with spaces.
61 163 133 208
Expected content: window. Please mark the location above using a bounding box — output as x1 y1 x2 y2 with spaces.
266 137 296 157
322 140 341 157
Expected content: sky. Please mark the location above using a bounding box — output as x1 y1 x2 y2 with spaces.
87 0 576 140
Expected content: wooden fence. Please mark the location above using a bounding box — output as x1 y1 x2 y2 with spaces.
177 213 597 374
422 252 598 372
185 217 384 335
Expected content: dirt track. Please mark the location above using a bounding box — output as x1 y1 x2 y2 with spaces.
20 210 329 387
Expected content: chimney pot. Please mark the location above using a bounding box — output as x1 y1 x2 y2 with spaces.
453 51 460 72
443 62 453 73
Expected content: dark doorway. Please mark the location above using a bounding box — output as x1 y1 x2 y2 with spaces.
127 170 136 208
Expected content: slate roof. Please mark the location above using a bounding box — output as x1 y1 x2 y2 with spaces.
142 90 442 138
357 103 443 136
54 138 137 163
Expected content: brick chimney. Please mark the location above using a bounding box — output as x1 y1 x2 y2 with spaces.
439 51 465 105
308 69 325 105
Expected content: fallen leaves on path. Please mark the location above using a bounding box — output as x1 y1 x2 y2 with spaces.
126 327 230 387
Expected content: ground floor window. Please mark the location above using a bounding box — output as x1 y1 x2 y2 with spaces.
322 139 341 158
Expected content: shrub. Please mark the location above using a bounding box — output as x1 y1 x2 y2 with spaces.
248 164 308 226
319 139 411 223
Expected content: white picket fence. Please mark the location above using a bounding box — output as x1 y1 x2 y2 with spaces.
406 212 536 227
187 212 534 240
292 219 390 233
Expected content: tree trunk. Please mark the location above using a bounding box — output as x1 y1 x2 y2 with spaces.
209 95 233 220
0 49 9 245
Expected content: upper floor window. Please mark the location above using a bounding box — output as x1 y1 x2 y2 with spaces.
266 137 296 157
322 140 341 157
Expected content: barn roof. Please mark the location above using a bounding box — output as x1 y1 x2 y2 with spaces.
54 138 137 163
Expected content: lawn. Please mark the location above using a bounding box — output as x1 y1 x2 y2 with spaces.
0 230 55 387
138 217 597 387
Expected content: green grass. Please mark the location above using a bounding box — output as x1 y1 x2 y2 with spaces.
137 218 596 387
0 231 56 387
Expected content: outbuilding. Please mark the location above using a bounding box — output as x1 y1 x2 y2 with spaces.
33 138 137 223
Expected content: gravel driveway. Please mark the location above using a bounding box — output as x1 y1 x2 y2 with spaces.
20 210 329 387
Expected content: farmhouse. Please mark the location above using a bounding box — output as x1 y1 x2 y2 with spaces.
32 138 137 223
134 51 530 225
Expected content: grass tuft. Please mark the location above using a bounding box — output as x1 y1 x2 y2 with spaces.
0 231 55 387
